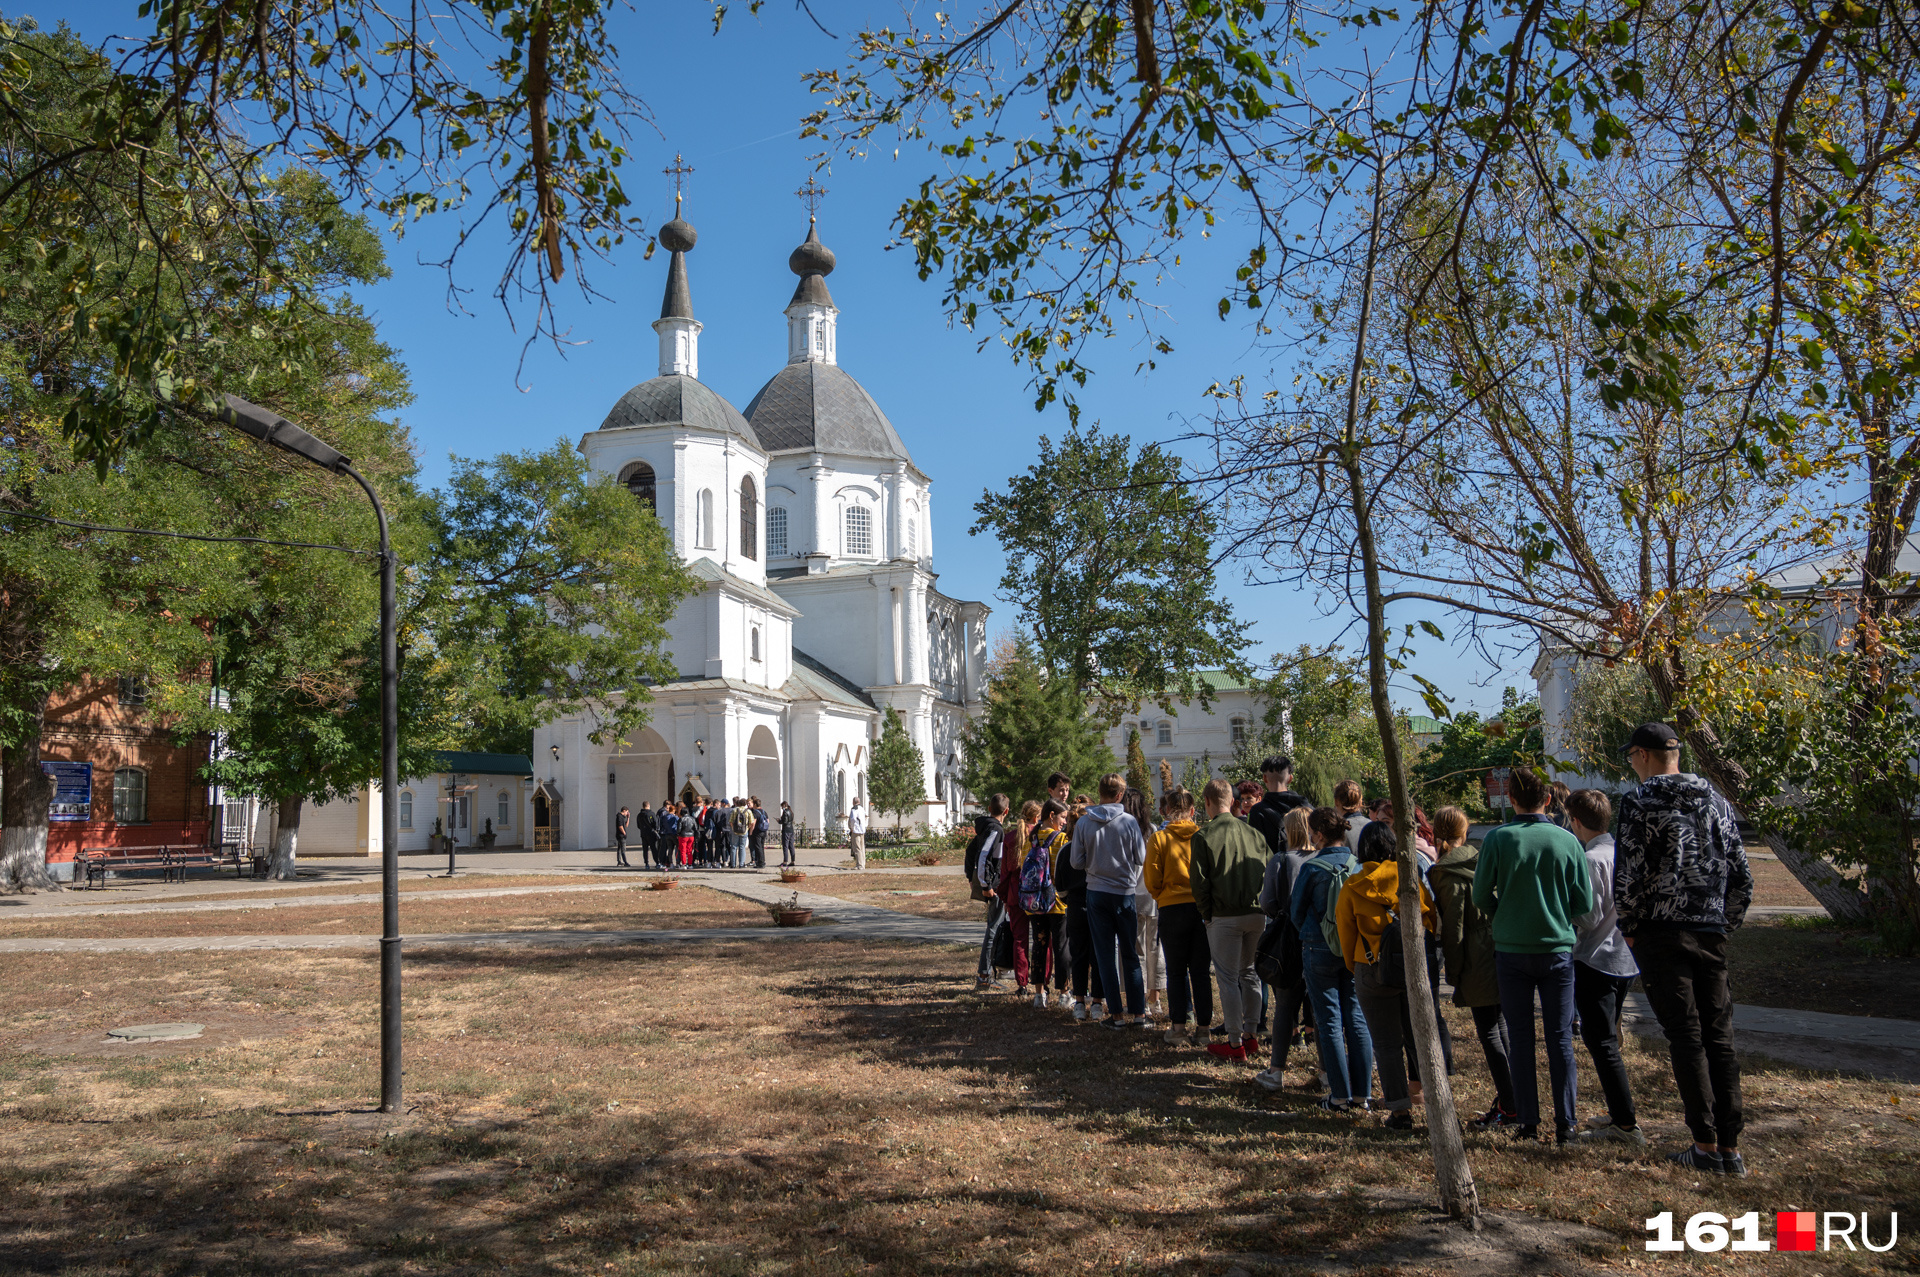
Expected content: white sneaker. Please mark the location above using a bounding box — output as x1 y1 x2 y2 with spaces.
1072 1000 1088 1022
1033 989 1048 1009
1165 1022 1189 1045
1088 1003 1106 1022
1252 1068 1285 1092
1581 1112 1614 1128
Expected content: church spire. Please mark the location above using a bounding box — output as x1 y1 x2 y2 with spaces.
653 157 702 378
786 177 838 365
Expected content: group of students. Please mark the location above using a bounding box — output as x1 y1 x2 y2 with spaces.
612 796 798 870
964 721 1755 1174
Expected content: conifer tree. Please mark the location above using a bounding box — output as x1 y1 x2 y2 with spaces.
1125 729 1152 802
959 636 1116 805
867 707 927 836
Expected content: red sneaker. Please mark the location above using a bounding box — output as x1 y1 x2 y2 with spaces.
1206 1040 1247 1061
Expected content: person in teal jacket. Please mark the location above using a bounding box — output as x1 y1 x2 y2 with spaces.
1473 766 1593 1144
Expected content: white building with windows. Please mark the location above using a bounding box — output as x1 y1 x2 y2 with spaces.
1102 672 1264 784
523 207 990 848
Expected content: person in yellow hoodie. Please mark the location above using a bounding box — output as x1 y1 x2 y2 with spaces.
1336 821 1439 1130
1144 788 1211 1045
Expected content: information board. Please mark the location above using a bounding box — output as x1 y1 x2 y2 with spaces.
41 761 92 821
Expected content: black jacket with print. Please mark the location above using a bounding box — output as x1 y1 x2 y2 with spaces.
1614 773 1752 933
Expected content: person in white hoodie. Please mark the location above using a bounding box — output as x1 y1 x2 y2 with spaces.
1070 772 1149 1028
1567 788 1645 1146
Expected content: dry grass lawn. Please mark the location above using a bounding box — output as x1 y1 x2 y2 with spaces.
134 874 628 906
796 874 977 921
0 885 765 939
1 935 1916 1275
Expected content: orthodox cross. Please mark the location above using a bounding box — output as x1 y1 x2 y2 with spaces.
796 175 828 221
664 154 694 209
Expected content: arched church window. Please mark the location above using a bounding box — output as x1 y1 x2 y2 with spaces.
845 505 873 557
620 462 656 512
751 626 761 661
906 506 917 558
697 489 715 549
740 475 758 560
767 506 788 557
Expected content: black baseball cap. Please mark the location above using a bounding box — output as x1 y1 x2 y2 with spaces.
1623 721 1682 754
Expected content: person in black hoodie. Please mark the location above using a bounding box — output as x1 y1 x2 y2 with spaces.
1616 722 1754 1176
1246 755 1310 855
969 796 1010 991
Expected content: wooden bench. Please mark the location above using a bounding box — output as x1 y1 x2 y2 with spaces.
77 846 182 888
76 843 252 888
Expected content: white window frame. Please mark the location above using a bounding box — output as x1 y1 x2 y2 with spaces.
497 790 511 827
844 504 873 557
113 767 148 823
767 505 788 557
399 790 414 829
1156 721 1172 747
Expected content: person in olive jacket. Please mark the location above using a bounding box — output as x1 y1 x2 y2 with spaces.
1190 778 1273 1061
1429 806 1515 1129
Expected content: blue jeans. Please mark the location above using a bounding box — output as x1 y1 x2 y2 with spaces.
730 832 747 867
1084 890 1145 1017
1495 950 1577 1130
1303 946 1373 1105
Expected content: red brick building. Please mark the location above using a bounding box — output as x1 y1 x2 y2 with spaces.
37 676 215 873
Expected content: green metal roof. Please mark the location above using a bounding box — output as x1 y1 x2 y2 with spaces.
1194 669 1248 693
433 751 534 776
1405 715 1446 736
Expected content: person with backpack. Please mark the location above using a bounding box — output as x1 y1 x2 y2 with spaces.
1473 765 1594 1145
1430 805 1518 1130
728 798 753 868
1253 806 1316 1091
1291 806 1373 1112
1021 800 1071 1007
1336 821 1440 1131
674 803 695 867
1191 779 1270 1062
969 796 1011 992
749 797 768 869
1145 790 1212 1042
1060 798 1106 1019
998 801 1039 996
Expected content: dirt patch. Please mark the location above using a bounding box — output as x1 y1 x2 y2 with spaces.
20 1010 309 1059
0 937 1914 1274
0 885 766 939
1730 916 1920 1020
798 872 978 921
120 873 595 905
1747 856 1821 909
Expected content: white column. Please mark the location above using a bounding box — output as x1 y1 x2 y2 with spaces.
890 585 904 685
888 463 906 559
874 577 892 686
809 453 831 563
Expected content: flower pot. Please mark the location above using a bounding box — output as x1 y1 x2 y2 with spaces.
779 871 807 883
648 879 679 891
773 909 812 927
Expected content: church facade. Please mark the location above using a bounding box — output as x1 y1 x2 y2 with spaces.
530 206 990 849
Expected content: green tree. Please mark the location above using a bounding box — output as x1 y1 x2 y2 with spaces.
1412 691 1545 819
1218 648 1399 807
0 5 673 464
867 708 927 838
959 636 1116 805
971 428 1248 717
1124 728 1151 801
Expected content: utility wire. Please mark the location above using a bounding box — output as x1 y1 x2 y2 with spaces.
1 508 377 556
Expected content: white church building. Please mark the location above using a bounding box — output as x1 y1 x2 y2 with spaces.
528 205 990 849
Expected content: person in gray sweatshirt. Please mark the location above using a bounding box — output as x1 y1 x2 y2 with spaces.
1567 788 1645 1145
1070 772 1149 1027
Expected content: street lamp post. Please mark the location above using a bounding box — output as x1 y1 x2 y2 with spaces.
218 394 403 1115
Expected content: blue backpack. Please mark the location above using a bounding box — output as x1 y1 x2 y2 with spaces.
1018 835 1058 914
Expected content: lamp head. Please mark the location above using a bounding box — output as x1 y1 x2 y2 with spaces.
550 744 561 762
218 394 351 473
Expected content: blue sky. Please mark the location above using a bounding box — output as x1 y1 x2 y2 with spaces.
33 2 1524 713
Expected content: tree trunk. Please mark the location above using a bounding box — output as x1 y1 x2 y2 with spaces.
269 793 302 880
0 694 64 892
1338 170 1479 1223
1643 655 1870 921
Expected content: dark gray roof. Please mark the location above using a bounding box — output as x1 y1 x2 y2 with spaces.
792 648 878 709
743 362 911 462
600 374 761 447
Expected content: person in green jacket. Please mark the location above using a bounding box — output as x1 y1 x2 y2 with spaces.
1191 778 1272 1061
1430 806 1516 1130
1471 767 1593 1144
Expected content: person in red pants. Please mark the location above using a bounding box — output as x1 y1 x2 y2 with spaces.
998 801 1040 994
